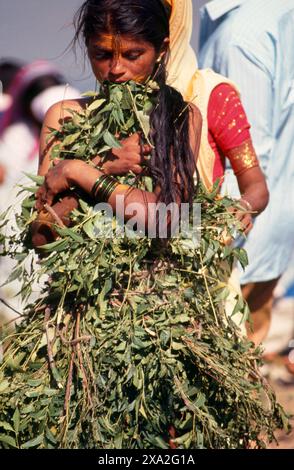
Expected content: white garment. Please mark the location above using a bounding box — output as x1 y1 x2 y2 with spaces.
0 83 80 323
0 93 12 113
30 84 80 123
0 122 38 214
0 122 39 322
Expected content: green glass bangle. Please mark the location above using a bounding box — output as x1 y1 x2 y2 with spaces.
91 174 108 199
91 174 119 202
97 179 119 202
96 177 113 199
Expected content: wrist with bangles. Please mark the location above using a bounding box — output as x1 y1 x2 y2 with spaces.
238 197 253 212
91 173 120 202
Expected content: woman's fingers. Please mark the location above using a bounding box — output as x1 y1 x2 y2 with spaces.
228 206 253 234
142 144 152 155
242 215 253 234
35 186 48 211
237 212 253 234
35 177 55 210
128 133 140 144
44 188 55 207
101 132 151 176
125 133 151 155
132 164 143 175
34 160 76 212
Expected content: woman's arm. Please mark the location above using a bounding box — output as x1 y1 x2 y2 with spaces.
36 99 202 240
36 101 159 227
39 99 151 178
33 100 145 246
36 157 160 234
208 83 269 215
85 104 202 214
38 99 82 176
229 155 269 214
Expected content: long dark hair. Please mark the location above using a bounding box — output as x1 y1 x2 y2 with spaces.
74 0 198 205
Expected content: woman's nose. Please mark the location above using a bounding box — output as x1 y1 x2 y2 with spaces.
109 56 125 75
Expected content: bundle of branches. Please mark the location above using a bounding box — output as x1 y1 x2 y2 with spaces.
0 80 288 449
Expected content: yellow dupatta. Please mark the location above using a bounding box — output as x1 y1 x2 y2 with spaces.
166 0 237 190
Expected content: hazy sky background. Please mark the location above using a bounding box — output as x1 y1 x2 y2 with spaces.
0 0 207 92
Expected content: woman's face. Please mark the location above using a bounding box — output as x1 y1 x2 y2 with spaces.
88 33 167 84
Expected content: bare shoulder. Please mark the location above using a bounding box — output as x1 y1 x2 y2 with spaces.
43 97 89 131
39 97 90 175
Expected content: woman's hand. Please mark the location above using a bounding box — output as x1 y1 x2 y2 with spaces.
36 159 82 211
93 133 151 176
230 199 254 235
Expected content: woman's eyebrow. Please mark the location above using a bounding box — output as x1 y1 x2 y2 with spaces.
90 44 146 53
122 48 145 53
90 45 112 51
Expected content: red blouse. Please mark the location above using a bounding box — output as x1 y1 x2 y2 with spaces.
207 83 259 183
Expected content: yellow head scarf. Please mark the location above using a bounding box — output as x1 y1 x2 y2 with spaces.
166 0 198 98
166 0 237 189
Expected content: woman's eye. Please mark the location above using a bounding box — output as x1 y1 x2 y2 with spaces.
125 54 141 61
94 52 112 60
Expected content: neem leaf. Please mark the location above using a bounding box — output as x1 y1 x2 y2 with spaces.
87 98 106 113
38 239 69 252
0 434 17 448
23 173 45 185
0 422 14 433
55 227 84 243
235 248 249 270
62 132 81 147
83 220 96 239
13 408 20 434
81 91 99 97
103 130 121 148
21 434 44 449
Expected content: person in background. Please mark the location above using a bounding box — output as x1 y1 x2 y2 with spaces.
0 60 80 322
0 59 23 183
0 59 23 116
262 10 294 375
198 0 294 345
0 60 80 212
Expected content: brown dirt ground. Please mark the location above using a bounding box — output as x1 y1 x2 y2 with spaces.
266 363 294 449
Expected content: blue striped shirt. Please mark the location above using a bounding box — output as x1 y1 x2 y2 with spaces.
198 0 294 283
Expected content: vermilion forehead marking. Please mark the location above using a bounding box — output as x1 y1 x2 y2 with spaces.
96 33 115 48
89 34 146 53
